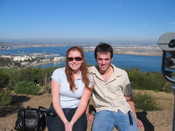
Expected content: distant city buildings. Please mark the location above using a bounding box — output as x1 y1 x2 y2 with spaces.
13 55 33 62
0 45 10 50
0 54 65 68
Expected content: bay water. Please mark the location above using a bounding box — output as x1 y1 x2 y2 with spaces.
0 46 162 72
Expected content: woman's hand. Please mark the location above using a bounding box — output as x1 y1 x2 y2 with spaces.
64 121 73 131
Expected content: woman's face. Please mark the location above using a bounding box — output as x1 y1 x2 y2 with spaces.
67 50 83 72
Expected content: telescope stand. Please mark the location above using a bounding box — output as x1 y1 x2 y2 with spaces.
172 85 175 131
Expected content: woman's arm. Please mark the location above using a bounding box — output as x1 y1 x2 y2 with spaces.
70 87 92 126
51 80 68 124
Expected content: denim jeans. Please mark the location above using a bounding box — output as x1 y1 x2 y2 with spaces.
47 107 87 131
92 110 138 131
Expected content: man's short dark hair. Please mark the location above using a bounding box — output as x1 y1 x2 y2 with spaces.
95 42 113 59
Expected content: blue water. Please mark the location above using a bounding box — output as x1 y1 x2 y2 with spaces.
0 46 70 56
0 46 162 72
86 52 161 72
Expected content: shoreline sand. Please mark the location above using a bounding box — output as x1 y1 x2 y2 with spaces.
84 46 162 56
0 44 163 56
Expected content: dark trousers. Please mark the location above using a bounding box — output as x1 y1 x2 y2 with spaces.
47 107 87 131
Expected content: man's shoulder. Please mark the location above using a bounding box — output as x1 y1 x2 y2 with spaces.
113 65 128 76
88 66 97 73
116 66 126 73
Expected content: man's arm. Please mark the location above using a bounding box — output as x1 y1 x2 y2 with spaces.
125 96 137 117
125 96 144 128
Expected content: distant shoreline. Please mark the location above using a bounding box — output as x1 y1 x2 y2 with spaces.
113 49 162 56
0 43 162 56
84 46 162 56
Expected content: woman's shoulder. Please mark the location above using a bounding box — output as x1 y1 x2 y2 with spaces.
53 67 65 75
51 67 66 81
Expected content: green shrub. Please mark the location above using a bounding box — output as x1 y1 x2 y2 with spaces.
0 68 19 90
14 81 41 95
0 90 12 106
1 67 171 95
15 67 54 87
134 93 160 111
0 67 55 92
0 70 10 89
128 69 171 92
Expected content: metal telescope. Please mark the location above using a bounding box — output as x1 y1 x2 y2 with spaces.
158 32 175 131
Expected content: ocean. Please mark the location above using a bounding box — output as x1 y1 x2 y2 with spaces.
0 46 162 72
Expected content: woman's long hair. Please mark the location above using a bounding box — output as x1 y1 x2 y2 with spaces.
65 46 89 91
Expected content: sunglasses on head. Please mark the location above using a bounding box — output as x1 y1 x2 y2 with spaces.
67 57 82 61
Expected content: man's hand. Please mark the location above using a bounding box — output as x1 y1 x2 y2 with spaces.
87 113 95 126
136 118 144 128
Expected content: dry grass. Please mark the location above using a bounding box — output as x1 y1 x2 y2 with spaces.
0 90 173 131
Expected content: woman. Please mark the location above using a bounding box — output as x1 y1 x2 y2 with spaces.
47 46 93 131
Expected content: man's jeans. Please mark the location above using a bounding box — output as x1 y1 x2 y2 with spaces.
92 110 138 131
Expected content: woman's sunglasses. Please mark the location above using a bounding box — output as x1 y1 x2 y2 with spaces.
67 57 82 62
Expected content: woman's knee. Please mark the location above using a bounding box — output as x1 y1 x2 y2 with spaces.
73 113 87 131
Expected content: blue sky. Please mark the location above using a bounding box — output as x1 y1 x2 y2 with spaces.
0 0 175 43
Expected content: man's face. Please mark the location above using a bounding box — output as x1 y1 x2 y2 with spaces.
96 52 112 74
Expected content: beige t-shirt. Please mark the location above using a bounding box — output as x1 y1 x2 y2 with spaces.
88 65 132 114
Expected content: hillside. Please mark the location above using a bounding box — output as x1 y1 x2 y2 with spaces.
0 90 173 131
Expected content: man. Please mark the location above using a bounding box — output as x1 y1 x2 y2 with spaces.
89 43 143 131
